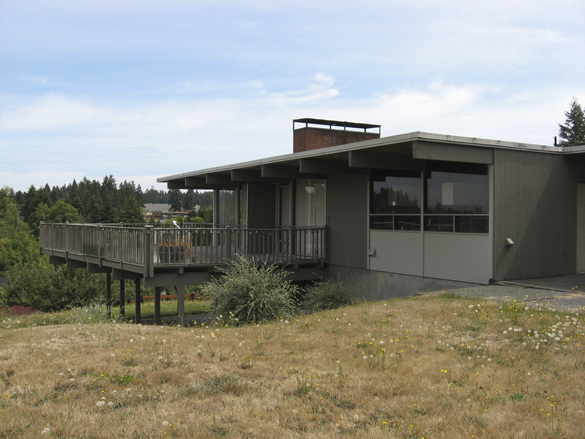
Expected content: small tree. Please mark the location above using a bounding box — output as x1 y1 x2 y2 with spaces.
558 98 585 146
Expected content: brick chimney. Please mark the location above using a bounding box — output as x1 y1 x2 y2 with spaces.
293 118 381 153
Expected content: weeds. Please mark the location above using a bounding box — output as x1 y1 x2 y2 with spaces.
301 275 358 313
0 294 584 438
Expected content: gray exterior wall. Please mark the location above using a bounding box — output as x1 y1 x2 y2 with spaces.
493 150 583 280
327 266 479 301
326 174 369 270
247 183 276 228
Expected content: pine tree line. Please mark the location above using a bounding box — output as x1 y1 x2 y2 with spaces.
12 176 213 231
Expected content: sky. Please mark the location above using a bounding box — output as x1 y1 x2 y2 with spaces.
1 0 584 193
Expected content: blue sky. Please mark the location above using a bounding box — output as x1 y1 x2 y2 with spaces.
1 0 584 192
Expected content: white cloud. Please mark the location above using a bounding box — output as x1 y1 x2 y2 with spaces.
2 77 583 192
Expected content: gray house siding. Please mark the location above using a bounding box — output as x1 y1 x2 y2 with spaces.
493 150 578 280
247 183 276 228
326 174 369 270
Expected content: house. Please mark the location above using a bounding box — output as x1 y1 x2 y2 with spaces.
143 203 189 222
39 118 585 322
157 118 585 299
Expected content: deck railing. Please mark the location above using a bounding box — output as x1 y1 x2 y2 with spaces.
40 223 327 276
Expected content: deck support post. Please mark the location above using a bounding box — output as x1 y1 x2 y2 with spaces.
134 279 141 324
106 272 112 318
177 285 185 326
119 280 125 318
154 287 161 325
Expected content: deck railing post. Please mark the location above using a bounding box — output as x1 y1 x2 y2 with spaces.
145 225 153 277
226 226 232 261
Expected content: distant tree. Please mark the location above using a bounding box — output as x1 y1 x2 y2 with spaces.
29 200 81 236
558 98 585 146
168 189 183 211
117 197 145 224
201 206 213 223
0 187 38 275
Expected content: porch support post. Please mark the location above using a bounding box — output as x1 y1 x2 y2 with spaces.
154 287 161 325
134 278 141 324
106 272 112 318
213 189 219 227
177 285 185 326
119 280 125 318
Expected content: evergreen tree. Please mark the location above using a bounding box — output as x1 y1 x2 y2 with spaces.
558 98 585 146
169 189 183 211
117 197 145 224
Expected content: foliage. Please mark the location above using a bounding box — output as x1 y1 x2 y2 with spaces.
2 257 111 311
29 199 81 235
558 98 585 146
168 189 183 212
0 187 39 275
117 196 146 224
201 206 213 223
204 254 298 323
0 284 6 308
13 177 213 227
301 275 359 312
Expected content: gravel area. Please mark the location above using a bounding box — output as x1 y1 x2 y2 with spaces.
425 274 585 314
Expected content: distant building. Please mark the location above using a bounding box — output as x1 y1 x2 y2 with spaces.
143 203 189 222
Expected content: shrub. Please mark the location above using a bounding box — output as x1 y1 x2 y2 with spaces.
301 275 359 313
204 254 298 323
0 285 6 309
3 256 111 312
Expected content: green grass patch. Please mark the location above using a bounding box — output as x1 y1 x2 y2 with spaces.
123 299 211 320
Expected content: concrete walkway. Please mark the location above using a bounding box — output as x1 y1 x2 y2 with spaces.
427 274 585 314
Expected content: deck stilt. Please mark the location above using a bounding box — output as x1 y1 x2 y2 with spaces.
154 287 161 325
134 279 141 324
119 280 125 318
106 273 112 318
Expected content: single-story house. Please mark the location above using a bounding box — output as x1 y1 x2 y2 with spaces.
39 118 585 322
157 118 585 299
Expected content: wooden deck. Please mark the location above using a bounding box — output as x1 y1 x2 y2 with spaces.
40 223 327 278
39 223 327 325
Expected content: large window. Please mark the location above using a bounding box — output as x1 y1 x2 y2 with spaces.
370 171 421 231
424 163 489 233
369 164 489 234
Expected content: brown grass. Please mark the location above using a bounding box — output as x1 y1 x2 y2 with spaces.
1 293 584 438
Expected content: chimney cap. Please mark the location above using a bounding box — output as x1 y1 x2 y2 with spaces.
293 118 381 131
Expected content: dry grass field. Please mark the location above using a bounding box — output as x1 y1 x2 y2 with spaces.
1 293 584 439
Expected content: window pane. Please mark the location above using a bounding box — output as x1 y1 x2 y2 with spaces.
371 174 421 214
456 216 489 233
218 189 237 226
370 215 394 230
424 216 454 232
426 170 488 214
394 215 421 231
295 179 326 227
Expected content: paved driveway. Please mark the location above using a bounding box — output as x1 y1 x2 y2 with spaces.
428 274 585 314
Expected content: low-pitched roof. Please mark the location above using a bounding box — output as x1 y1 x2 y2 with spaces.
158 131 585 190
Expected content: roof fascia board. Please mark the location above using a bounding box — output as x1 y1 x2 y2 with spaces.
231 169 291 183
412 140 494 164
261 164 325 179
299 158 371 175
206 174 233 185
561 145 585 154
349 151 425 171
